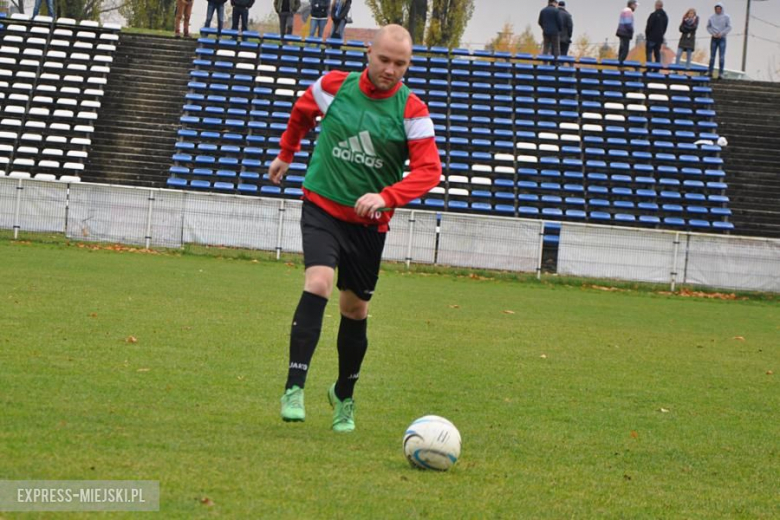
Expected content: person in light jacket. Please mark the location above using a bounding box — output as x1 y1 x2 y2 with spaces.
707 2 732 78
616 0 638 63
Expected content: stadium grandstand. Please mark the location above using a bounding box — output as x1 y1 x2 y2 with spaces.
1 13 779 249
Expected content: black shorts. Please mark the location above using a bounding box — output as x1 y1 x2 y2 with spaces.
300 201 387 301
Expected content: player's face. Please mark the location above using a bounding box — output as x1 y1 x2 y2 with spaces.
367 37 412 92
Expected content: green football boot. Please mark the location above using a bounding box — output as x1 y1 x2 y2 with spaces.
280 385 305 422
327 383 356 433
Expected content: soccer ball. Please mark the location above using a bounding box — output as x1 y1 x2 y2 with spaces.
402 415 461 471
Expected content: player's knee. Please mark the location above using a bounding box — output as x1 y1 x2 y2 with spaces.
304 277 332 298
303 266 334 297
340 300 369 321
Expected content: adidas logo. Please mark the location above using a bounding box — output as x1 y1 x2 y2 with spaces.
332 131 385 169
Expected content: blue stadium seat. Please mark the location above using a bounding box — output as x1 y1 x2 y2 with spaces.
663 217 686 227
190 179 211 190
712 221 734 231
171 38 732 229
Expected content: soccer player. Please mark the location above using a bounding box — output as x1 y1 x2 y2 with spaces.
269 25 441 432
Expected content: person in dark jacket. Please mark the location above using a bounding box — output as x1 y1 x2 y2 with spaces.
538 0 562 58
675 8 699 68
557 0 573 56
309 0 330 39
275 0 301 37
329 0 352 39
645 0 668 64
205 0 228 32
231 0 255 32
616 0 638 62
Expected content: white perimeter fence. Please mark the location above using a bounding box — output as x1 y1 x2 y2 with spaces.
1 177 779 293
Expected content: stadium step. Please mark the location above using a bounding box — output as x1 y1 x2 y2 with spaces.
83 33 196 187
713 80 780 238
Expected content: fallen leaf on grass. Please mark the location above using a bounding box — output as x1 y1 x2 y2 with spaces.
767 370 774 376
678 288 745 300
659 408 670 413
589 285 624 292
88 313 97 318
732 336 745 341
502 310 515 315
200 497 214 507
448 305 460 309
136 368 150 372
237 375 245 381
540 354 547 359
630 431 639 439
125 336 138 344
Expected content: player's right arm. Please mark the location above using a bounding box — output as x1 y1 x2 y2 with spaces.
270 70 349 184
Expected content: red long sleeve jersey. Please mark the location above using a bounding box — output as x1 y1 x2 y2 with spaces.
278 69 442 228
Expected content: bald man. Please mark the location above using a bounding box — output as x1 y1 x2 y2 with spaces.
270 25 441 432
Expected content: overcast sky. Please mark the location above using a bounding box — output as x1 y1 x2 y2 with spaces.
189 0 780 81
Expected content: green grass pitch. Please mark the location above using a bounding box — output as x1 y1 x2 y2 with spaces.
1 239 778 518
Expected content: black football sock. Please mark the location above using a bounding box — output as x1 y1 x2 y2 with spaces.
285 291 328 390
335 315 368 401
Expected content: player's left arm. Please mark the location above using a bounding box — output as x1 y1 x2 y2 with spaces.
378 94 442 208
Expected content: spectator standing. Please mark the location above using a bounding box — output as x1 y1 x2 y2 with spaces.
707 2 731 78
232 0 255 32
645 0 668 64
558 1 573 57
330 0 352 39
616 0 638 63
205 0 228 32
275 0 301 37
538 0 562 58
32 0 55 18
309 0 330 39
675 8 699 69
174 0 193 37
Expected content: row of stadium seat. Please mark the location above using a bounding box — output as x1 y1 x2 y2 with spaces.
0 13 118 180
167 31 733 232
195 27 709 74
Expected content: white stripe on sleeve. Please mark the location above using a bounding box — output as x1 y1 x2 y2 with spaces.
404 116 435 140
312 77 335 115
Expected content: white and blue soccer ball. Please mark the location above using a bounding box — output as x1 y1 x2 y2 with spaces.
403 415 462 471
